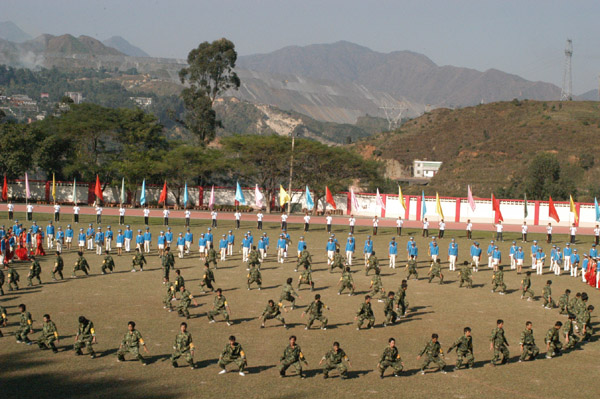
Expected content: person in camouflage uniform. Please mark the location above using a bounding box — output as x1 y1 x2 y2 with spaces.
280 278 300 309
355 295 375 330
428 259 444 284
520 271 534 300
207 288 232 325
218 335 246 375
406 255 418 280
383 291 397 326
545 321 562 358
396 280 409 317
171 322 195 368
0 305 7 337
575 293 588 329
174 269 185 294
74 316 96 358
131 248 146 272
27 256 42 286
101 250 115 274
458 261 473 288
16 304 33 344
295 246 312 272
163 283 176 311
491 266 506 294
447 327 474 370
558 289 571 314
162 247 175 283
177 285 198 319
52 251 64 280
542 280 555 309
579 305 594 341
6 263 20 291
298 264 315 291
247 264 262 290
117 321 149 365
369 269 385 300
365 251 380 276
377 337 404 378
490 319 509 365
279 335 308 378
199 264 215 293
206 244 218 269
569 293 581 318
37 313 59 353
418 333 446 374
302 294 329 330
330 249 345 273
563 313 579 350
519 321 539 362
71 252 89 278
320 341 351 379
260 299 286 328
337 267 355 296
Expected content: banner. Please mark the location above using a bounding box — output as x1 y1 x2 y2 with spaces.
235 181 246 205
467 185 476 212
255 185 264 208
435 192 444 219
305 186 314 210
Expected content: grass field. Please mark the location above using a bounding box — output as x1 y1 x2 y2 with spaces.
1 212 599 399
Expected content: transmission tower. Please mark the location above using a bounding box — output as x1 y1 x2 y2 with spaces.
560 39 573 101
379 101 405 131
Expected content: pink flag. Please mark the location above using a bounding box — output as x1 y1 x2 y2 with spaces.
208 185 215 210
467 185 476 212
25 173 30 199
254 184 264 208
350 188 359 210
376 188 386 210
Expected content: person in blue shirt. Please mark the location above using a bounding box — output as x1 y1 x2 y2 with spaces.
487 241 495 268
345 233 355 266
165 227 173 247
205 228 214 252
258 237 266 261
429 242 440 263
389 237 398 269
248 231 254 245
570 249 580 278
95 227 105 255
105 226 114 252
219 234 228 261
262 232 270 258
242 234 251 262
563 243 572 273
470 242 482 272
277 234 287 264
157 231 167 257
589 245 598 261
46 221 55 250
124 226 134 253
405 237 415 260
409 242 418 259
198 234 207 260
509 241 518 270
283 230 291 258
143 227 152 254
363 236 374 267
116 229 125 256
530 241 539 270
297 237 306 258
515 246 525 274
78 228 86 252
86 224 95 251
55 227 64 253
534 247 545 275
326 238 336 266
581 254 589 282
552 247 563 276
428 237 437 257
227 231 235 256
12 220 19 235
492 246 501 271
135 230 144 252
184 229 193 255
176 233 186 259
448 240 458 271
65 224 74 251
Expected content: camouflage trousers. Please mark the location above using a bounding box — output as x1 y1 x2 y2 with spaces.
459 277 472 288
542 296 556 308
546 341 562 357
428 272 443 284
27 272 41 286
16 326 31 342
37 334 57 351
384 310 397 324
522 288 534 299
171 349 193 366
378 359 403 374
519 344 539 361
74 337 95 355
564 334 579 349
247 277 262 289
178 301 191 318
356 315 375 329
323 361 347 378
279 293 296 307
264 313 285 325
369 285 385 299
279 359 303 376
455 351 474 368
338 281 354 295
406 270 418 280
164 294 175 310
491 282 506 293
397 299 409 315
118 345 144 361
307 314 327 328
491 344 509 364
208 308 229 322
421 354 445 371
218 356 245 371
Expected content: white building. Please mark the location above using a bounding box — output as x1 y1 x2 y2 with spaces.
413 160 442 178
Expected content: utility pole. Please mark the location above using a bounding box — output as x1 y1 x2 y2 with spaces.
560 39 573 101
379 101 405 131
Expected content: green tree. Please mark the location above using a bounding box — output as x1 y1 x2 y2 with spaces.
0 122 36 178
525 152 575 200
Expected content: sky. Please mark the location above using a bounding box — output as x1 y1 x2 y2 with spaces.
4 0 599 94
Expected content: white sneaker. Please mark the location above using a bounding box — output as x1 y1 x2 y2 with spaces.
239 372 245 376
219 369 227 374
131 269 136 272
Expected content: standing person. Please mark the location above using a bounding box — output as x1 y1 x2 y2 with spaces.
494 221 503 241
185 209 191 228
27 256 42 286
176 233 185 258
509 241 518 270
490 319 510 366
37 314 59 353
520 271 534 301
207 288 232 326
74 316 96 358
417 333 446 374
77 228 86 252
16 304 34 344
348 214 355 234
302 294 329 330
219 235 228 261
521 222 528 242
143 206 150 226
389 237 398 269
279 335 307 378
377 338 404 378
470 241 482 272
72 204 80 224
198 264 215 293
363 236 373 267
466 219 472 240
105 226 113 252
94 227 104 256
46 221 55 249
545 322 563 359
184 228 193 255
234 210 242 229
546 223 553 243
218 336 246 376
563 243 572 273
171 322 196 369
447 327 474 370
118 205 125 225
280 278 300 309
530 240 540 269
338 266 355 295
458 261 473 288
257 211 264 230
124 225 133 253
519 321 539 362
65 224 73 251
55 227 64 253
277 233 287 264
486 241 495 268
131 248 147 272
448 240 458 271
197 234 207 260
325 237 336 267
326 213 332 233
396 216 403 236
383 291 397 326
205 228 214 255
542 280 556 309
86 224 95 251
491 266 506 294
492 246 502 272
226 230 235 256
438 219 445 239
372 216 378 236
303 212 310 232
8 201 14 220
115 230 124 256
53 203 61 222
211 210 217 228
422 218 429 237
177 286 199 319
52 251 64 280
535 247 546 275
163 208 170 226
428 259 444 284
355 295 375 330
143 227 151 254
26 203 34 221
319 341 351 379
515 246 525 274
95 205 103 224
569 223 577 244
165 227 173 248
345 233 355 266
281 213 288 231
241 233 251 262
594 224 600 246
571 249 580 277
117 321 149 365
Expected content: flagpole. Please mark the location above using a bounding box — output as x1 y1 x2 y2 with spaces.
287 133 295 215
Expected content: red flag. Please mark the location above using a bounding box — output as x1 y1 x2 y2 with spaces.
325 186 337 210
94 175 103 201
548 196 560 222
491 194 504 222
159 181 168 204
2 175 7 201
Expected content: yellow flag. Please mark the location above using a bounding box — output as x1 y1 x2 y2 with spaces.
398 185 406 210
570 195 578 223
52 173 56 201
279 185 291 206
435 192 444 219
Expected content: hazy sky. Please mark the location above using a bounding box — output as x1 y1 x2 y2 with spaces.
4 0 599 93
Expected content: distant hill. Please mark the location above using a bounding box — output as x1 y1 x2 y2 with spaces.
103 36 149 57
578 89 598 101
0 21 31 43
359 100 600 201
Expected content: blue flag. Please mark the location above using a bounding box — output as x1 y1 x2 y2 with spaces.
306 185 314 210
235 181 246 205
596 197 600 222
140 179 146 206
183 182 189 207
421 190 427 219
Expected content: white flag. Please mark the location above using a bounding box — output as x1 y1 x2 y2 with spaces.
350 188 359 210
255 184 264 208
376 188 386 210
